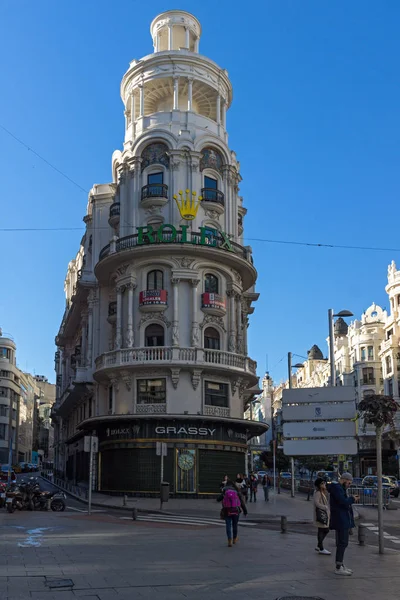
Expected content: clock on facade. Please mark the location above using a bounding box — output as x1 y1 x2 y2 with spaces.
178 453 195 471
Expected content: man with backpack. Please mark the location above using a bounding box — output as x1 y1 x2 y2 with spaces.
218 479 248 547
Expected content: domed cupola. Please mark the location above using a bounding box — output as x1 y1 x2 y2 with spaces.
334 317 349 338
308 344 324 360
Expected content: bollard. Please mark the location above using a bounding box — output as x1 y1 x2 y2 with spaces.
358 523 366 546
280 515 287 533
123 494 128 507
132 508 138 521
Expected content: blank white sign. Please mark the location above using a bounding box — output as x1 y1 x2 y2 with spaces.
282 386 355 405
283 420 356 439
283 438 358 456
283 402 356 422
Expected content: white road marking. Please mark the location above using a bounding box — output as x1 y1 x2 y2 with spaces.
119 514 257 528
67 506 105 513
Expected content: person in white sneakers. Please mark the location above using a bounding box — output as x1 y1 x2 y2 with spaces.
327 473 359 576
313 477 331 555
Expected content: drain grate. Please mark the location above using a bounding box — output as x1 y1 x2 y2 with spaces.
46 578 74 589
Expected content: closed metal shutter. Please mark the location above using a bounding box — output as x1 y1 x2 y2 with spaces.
198 450 244 494
101 448 174 492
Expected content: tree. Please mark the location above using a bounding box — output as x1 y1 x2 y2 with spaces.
357 394 398 554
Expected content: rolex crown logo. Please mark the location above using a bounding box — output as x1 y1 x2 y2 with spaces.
173 189 202 220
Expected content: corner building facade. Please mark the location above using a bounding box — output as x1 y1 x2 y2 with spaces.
54 10 267 495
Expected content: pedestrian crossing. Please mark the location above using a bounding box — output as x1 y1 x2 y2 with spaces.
361 522 400 545
120 513 258 528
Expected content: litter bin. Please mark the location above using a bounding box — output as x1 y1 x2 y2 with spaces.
160 482 170 503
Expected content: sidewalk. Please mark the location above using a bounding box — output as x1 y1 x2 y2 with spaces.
48 476 314 522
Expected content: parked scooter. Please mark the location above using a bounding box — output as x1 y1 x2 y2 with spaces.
5 480 33 513
0 482 6 508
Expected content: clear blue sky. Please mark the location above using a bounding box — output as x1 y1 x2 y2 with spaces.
0 1 399 384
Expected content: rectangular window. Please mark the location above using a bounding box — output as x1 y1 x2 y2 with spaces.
148 172 163 185
0 424 6 440
362 367 375 385
0 405 8 417
204 175 218 190
12 409 17 421
368 346 374 360
0 387 9 398
0 348 11 360
387 328 393 340
0 370 11 378
361 347 366 361
204 381 229 408
108 386 114 414
386 355 393 375
137 379 166 404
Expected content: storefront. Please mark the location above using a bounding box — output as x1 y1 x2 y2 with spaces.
80 415 267 496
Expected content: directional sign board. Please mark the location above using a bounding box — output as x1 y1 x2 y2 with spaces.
282 386 357 457
84 436 99 453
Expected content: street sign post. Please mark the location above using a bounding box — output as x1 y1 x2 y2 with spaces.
156 442 168 510
84 434 98 515
282 386 357 457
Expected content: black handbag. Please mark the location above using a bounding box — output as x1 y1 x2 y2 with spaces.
316 507 328 525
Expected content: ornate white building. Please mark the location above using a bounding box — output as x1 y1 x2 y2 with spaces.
53 10 266 494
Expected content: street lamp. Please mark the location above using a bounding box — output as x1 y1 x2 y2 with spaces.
328 309 354 386
286 353 305 497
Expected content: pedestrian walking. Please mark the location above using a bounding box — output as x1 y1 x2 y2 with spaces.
218 479 247 547
262 474 269 502
313 478 331 555
328 473 359 576
249 474 258 502
220 474 228 491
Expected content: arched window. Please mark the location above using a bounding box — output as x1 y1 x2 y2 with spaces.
147 270 164 290
145 324 164 347
204 327 220 350
205 273 219 294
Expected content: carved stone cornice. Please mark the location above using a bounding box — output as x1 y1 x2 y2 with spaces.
139 312 171 328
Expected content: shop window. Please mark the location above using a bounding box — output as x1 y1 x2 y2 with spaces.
204 327 220 350
205 381 229 407
145 324 164 347
147 269 164 290
137 378 166 404
205 273 219 294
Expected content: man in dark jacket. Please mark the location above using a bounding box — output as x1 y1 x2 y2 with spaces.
328 473 359 576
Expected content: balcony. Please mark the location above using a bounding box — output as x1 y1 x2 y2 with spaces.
107 301 117 324
141 183 168 208
139 289 168 312
204 405 230 418
201 292 226 316
94 347 257 379
360 378 376 386
135 403 167 415
201 188 225 214
109 202 120 227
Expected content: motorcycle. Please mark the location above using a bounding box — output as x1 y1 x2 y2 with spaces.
5 481 33 513
31 487 66 512
0 482 6 508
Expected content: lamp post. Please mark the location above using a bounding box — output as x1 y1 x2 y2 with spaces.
249 399 261 473
287 352 304 497
328 309 353 386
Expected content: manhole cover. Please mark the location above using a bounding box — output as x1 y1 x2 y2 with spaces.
46 579 74 589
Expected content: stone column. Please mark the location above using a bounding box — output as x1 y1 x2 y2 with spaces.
216 94 221 125
130 93 136 137
187 78 193 111
168 23 173 50
116 285 123 349
126 282 135 348
171 278 180 346
87 291 96 368
173 76 179 110
236 295 243 354
191 279 200 347
185 27 190 49
222 98 227 129
227 290 236 352
139 84 144 117
195 37 199 52
81 312 88 366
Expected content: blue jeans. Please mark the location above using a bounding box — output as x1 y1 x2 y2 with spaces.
225 515 239 540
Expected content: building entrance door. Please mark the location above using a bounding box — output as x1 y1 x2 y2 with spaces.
176 449 196 493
